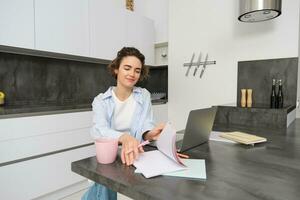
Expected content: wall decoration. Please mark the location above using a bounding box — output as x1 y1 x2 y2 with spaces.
183 52 216 78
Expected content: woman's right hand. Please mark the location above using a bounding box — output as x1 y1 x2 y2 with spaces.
144 123 165 141
119 133 144 166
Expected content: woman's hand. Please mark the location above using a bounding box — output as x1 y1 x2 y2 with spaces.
144 123 165 141
119 133 144 166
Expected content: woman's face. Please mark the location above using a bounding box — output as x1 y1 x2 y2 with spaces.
115 56 142 89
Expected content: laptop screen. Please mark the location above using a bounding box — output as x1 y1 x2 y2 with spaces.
179 107 217 152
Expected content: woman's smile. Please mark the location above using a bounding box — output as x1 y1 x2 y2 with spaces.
126 77 136 82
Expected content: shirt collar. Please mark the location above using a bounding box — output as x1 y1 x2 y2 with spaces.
102 86 143 104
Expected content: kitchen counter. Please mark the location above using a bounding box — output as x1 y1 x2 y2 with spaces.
214 104 296 130
72 120 300 200
219 102 296 113
0 99 167 119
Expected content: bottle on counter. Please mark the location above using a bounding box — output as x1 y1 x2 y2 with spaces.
270 79 276 108
277 79 284 108
246 89 252 108
241 89 246 108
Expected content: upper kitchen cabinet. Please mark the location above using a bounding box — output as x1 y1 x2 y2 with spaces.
89 0 155 65
126 11 155 65
89 0 127 60
0 0 35 49
35 0 89 56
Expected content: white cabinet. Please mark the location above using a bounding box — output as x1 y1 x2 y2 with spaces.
126 11 155 65
35 0 89 56
1 0 155 61
0 146 94 200
135 0 169 43
0 0 35 49
89 0 127 60
153 103 168 123
0 111 95 199
0 111 93 163
89 1 155 64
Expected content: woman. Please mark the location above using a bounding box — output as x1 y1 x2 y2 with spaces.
82 47 164 200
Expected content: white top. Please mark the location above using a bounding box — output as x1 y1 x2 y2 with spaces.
111 89 137 133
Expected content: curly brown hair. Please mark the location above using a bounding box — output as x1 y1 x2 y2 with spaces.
108 47 149 81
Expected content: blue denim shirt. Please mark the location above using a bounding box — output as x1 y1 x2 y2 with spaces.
90 86 155 142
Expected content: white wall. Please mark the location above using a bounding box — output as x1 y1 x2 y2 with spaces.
169 0 300 130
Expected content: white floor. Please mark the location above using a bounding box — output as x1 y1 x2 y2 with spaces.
62 189 132 200
61 189 87 200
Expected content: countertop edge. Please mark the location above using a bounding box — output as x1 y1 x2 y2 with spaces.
0 100 167 119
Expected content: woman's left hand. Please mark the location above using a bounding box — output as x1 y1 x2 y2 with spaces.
144 123 165 141
119 133 144 166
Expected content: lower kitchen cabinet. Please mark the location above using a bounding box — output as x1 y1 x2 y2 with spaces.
0 111 94 164
0 103 167 199
0 145 94 200
0 111 94 200
153 103 168 123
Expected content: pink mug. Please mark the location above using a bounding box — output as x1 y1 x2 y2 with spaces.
95 138 118 164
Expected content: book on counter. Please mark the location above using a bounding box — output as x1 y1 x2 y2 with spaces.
220 131 267 145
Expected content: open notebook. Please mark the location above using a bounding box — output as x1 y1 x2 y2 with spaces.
133 122 187 178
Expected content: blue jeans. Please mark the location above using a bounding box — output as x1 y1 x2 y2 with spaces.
81 183 117 200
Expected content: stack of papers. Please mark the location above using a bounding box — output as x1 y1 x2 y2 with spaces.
134 122 207 179
135 158 207 180
220 131 267 145
134 122 186 178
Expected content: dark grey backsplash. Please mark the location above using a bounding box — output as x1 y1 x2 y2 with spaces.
137 66 168 96
237 57 298 107
0 52 167 107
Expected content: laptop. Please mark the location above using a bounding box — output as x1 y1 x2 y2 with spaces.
177 107 218 153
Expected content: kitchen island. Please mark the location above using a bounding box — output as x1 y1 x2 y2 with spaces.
72 120 300 200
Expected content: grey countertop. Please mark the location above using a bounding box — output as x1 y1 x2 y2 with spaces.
72 120 300 200
219 102 296 113
0 99 168 119
0 104 92 119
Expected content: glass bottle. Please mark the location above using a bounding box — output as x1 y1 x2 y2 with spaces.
277 79 283 108
270 79 276 108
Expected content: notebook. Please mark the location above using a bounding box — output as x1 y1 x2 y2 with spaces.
163 159 207 180
209 131 237 143
133 122 187 178
220 131 267 145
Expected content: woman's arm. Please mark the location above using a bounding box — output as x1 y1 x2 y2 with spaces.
143 123 165 141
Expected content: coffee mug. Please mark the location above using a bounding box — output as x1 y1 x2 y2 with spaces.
95 138 118 164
